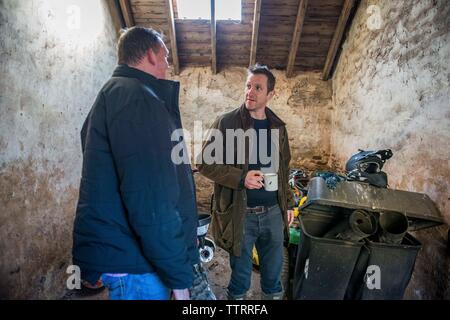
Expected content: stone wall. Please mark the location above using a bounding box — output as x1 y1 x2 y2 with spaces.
0 0 118 299
330 0 450 299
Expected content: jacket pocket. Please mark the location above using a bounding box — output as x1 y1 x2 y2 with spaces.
212 205 234 250
217 186 233 213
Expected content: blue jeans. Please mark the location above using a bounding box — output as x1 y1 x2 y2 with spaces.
228 204 284 297
101 273 170 300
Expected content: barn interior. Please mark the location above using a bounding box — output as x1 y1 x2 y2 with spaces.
0 0 449 300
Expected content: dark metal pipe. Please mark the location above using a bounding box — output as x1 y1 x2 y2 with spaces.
378 212 409 244
324 210 378 242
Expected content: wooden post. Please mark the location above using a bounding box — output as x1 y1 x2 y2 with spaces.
165 0 180 75
119 0 134 28
211 0 217 74
322 0 356 80
286 0 308 78
249 0 262 67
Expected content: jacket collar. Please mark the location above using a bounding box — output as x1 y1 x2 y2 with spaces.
239 104 286 130
113 64 155 83
112 64 177 88
113 64 181 120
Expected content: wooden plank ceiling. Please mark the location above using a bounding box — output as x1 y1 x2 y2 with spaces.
121 0 356 79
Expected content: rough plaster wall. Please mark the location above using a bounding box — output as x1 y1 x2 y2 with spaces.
170 67 332 212
0 0 118 299
331 0 450 299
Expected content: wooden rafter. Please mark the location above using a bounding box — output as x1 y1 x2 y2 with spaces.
105 0 124 35
249 0 262 67
119 0 134 28
210 0 217 74
322 0 356 80
286 0 308 78
165 0 180 75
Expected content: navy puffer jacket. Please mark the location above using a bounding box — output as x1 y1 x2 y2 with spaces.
72 65 199 289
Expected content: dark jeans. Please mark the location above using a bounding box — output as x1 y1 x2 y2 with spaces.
228 204 284 297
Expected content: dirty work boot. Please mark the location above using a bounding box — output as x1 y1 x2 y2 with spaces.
226 289 247 300
189 263 216 300
261 291 284 300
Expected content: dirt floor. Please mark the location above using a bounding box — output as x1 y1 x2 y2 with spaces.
203 246 262 300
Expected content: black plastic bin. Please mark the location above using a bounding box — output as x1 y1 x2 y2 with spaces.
292 208 364 300
345 233 422 300
292 177 443 300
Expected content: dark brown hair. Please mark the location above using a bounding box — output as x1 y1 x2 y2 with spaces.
248 63 276 93
118 27 164 65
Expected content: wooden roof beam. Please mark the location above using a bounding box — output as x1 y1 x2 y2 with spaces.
105 0 125 35
119 0 134 28
165 0 180 75
322 0 356 80
286 0 308 78
249 0 262 67
210 0 217 74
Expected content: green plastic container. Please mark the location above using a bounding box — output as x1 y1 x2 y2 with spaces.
289 226 301 245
